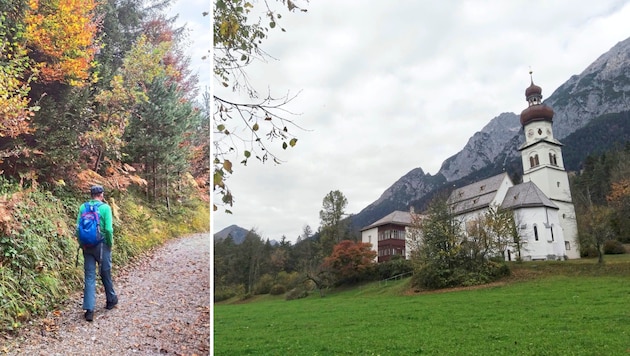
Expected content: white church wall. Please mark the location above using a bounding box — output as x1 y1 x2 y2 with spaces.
512 207 568 261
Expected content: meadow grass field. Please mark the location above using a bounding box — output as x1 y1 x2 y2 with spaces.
214 256 630 355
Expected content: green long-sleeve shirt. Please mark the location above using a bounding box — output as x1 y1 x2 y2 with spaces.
76 200 114 247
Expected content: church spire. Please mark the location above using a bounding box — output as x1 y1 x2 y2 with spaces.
520 71 553 126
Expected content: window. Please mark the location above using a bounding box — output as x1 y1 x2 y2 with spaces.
379 230 405 241
565 241 571 250
534 225 539 241
530 154 540 168
550 226 554 241
549 153 558 166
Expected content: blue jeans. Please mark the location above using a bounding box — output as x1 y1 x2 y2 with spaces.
83 243 117 311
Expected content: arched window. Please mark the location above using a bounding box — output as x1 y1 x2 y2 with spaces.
530 156 535 168
549 152 558 166
534 154 539 166
534 225 539 241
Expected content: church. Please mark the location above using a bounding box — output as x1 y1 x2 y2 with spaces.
361 76 580 262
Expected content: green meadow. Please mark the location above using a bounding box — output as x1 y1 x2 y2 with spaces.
214 257 630 356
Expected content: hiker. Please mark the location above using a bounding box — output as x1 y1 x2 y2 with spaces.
76 185 118 321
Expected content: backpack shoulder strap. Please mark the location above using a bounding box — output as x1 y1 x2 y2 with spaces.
85 201 102 211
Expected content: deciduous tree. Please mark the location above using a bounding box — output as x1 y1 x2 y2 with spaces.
411 196 509 290
465 206 519 262
0 14 36 140
577 204 613 264
24 0 99 86
213 0 307 212
323 240 376 285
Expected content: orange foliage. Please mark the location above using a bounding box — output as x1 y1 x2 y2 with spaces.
75 166 147 194
0 191 34 236
607 178 630 206
323 240 377 282
24 0 99 86
141 16 198 98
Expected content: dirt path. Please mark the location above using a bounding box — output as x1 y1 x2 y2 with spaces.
2 233 210 356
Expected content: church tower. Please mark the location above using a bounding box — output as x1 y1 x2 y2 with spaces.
518 73 580 259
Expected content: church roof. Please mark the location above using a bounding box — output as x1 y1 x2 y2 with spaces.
360 210 412 231
501 181 559 210
520 76 555 126
518 137 563 151
448 173 511 215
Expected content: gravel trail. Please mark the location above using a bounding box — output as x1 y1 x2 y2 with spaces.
3 233 210 356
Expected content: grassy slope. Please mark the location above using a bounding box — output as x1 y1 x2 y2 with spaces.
0 187 209 334
214 256 630 355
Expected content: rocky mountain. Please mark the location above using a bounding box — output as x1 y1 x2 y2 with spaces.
350 36 630 232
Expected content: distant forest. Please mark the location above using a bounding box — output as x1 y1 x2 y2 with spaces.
563 111 630 171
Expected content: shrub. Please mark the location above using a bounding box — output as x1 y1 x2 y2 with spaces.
377 258 413 280
603 240 626 254
285 287 308 301
269 284 286 295
0 190 82 329
581 246 599 258
253 274 274 295
214 284 245 302
276 271 301 290
412 260 510 290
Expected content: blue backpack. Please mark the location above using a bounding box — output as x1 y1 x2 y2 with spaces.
77 202 104 247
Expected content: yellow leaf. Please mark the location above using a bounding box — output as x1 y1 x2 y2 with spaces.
223 160 233 173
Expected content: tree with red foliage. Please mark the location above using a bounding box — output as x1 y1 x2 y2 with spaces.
323 240 377 285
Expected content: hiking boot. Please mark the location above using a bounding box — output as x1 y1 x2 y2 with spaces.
84 310 94 322
105 298 118 310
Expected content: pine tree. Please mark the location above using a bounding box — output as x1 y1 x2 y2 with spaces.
123 76 196 205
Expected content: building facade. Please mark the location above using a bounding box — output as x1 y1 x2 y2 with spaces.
360 210 415 263
361 76 580 262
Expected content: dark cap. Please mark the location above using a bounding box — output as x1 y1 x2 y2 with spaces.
90 185 104 195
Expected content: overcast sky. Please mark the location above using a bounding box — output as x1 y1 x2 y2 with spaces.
168 0 211 97
211 0 630 243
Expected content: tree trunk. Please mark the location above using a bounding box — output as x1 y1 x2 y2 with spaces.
597 241 604 264
94 149 103 172
165 167 171 213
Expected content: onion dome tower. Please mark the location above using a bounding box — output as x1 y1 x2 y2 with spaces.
518 70 579 259
520 79 554 126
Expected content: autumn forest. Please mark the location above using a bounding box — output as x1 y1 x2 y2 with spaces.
0 0 210 331
0 0 209 199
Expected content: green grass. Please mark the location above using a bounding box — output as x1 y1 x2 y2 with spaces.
214 258 630 355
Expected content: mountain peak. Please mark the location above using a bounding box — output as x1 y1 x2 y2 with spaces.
350 35 630 233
